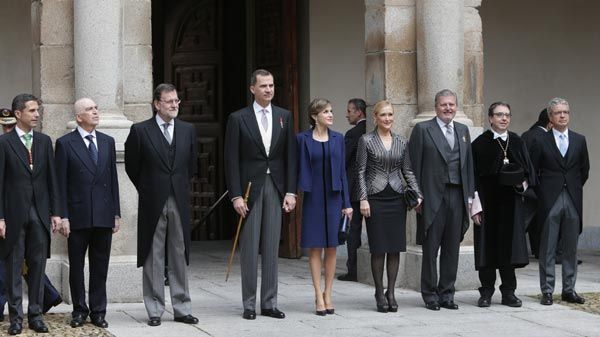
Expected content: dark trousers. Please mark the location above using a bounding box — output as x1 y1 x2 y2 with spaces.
345 201 363 275
421 185 463 304
0 260 6 313
478 267 516 296
5 206 48 323
68 227 113 319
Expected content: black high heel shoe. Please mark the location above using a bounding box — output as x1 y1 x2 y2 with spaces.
375 293 389 313
323 292 335 314
315 299 327 316
386 290 398 312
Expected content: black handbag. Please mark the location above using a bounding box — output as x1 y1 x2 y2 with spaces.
404 188 420 209
338 215 350 245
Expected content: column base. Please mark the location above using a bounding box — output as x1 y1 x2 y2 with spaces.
47 255 142 304
357 245 479 291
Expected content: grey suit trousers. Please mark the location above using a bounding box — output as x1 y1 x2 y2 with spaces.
143 195 191 318
239 175 282 310
421 185 463 303
539 189 580 294
5 206 48 323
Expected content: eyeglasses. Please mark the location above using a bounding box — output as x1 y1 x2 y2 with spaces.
492 112 511 118
160 99 181 105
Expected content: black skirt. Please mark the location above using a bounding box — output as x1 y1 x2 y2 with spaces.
366 185 407 254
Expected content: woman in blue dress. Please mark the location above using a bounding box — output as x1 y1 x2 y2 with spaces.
297 98 352 316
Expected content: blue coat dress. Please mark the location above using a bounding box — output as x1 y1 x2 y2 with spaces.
297 129 351 248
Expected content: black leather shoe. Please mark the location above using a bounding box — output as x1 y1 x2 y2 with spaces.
91 316 109 328
440 301 459 310
242 309 256 320
540 293 553 305
148 317 161 326
174 314 199 324
261 308 285 319
477 296 491 307
8 322 22 335
561 291 585 304
28 320 49 333
501 294 522 307
425 301 440 311
70 315 85 328
337 273 358 282
43 296 63 314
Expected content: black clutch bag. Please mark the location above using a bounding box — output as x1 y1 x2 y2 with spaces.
338 215 350 245
404 188 420 209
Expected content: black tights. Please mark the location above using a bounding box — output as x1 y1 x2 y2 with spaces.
371 253 400 298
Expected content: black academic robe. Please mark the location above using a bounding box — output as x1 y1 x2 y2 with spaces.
471 130 535 269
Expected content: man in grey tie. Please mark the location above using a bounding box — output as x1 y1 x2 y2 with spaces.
224 69 297 320
125 84 199 326
530 97 589 306
408 89 474 311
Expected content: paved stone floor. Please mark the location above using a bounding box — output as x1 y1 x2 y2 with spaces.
3 241 600 336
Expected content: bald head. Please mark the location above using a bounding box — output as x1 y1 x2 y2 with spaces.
74 98 99 132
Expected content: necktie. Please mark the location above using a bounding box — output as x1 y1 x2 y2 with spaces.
261 109 268 132
85 135 98 165
559 134 567 157
445 124 455 150
162 123 172 145
22 133 32 150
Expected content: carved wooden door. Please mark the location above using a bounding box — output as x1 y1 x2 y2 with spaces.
164 0 225 240
253 0 300 258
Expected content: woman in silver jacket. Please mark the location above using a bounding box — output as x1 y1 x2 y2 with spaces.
356 100 422 312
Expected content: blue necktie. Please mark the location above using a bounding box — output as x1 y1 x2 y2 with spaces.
85 135 98 165
558 134 567 157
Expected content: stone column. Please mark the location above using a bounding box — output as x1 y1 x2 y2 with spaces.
69 0 141 302
412 0 472 126
360 0 419 286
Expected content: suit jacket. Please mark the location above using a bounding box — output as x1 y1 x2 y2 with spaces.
0 130 60 258
224 105 297 207
344 120 366 202
124 117 198 267
355 131 421 201
521 125 546 152
55 129 120 229
296 128 350 208
530 129 589 233
408 117 474 244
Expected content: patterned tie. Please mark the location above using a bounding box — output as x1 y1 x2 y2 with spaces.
162 123 172 145
85 135 98 165
22 133 32 151
445 123 455 150
261 109 268 132
559 133 567 157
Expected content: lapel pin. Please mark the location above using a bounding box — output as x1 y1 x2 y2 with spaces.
462 135 466 142
279 117 283 128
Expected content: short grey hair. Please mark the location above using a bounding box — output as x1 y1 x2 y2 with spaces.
434 89 458 105
547 97 569 116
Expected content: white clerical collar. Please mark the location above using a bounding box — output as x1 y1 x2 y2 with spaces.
492 130 508 141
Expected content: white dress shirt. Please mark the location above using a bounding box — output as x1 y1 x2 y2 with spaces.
253 101 273 156
436 117 454 134
155 114 174 141
15 126 33 147
492 130 508 141
552 128 569 151
77 126 97 148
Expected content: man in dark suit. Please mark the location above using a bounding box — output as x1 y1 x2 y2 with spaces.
125 84 198 327
0 94 61 335
55 98 121 329
338 98 366 282
530 98 589 306
224 69 297 320
521 109 550 259
408 89 474 311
